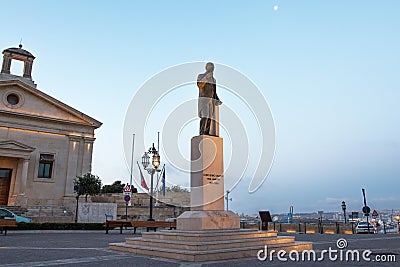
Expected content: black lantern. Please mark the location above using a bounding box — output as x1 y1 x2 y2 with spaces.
141 152 150 169
341 201 347 224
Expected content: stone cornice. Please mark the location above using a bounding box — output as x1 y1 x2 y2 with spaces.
0 109 95 127
0 117 94 136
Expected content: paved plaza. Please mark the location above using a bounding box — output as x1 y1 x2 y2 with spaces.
0 230 398 266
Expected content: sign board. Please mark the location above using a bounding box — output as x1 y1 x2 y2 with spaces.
123 184 132 195
372 210 378 217
124 195 131 203
259 211 272 223
362 206 370 216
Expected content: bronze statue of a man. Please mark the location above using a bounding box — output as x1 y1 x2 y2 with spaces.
197 62 222 136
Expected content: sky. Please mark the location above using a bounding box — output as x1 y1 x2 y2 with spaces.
1 0 399 215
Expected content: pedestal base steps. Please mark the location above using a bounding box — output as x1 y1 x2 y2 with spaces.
177 210 240 230
109 229 313 262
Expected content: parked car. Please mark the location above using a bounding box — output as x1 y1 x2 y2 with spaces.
356 221 375 234
0 208 31 223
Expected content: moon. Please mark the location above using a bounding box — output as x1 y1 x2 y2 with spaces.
273 5 279 11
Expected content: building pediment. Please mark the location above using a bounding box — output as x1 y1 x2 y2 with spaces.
0 140 35 159
0 140 35 152
0 80 102 128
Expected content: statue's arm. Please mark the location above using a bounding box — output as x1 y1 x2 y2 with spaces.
213 82 222 104
197 74 207 89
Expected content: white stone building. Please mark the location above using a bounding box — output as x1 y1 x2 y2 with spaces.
0 45 102 207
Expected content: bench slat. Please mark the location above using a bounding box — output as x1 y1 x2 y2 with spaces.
0 219 17 236
105 220 176 234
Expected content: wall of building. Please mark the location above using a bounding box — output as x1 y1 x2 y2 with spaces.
0 126 94 207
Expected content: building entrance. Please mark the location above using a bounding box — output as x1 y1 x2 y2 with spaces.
0 169 12 205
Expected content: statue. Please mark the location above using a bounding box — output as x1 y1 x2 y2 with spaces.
197 62 222 136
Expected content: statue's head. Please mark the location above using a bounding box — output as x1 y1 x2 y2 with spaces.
205 62 214 72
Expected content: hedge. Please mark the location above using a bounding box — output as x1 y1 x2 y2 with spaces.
16 222 105 230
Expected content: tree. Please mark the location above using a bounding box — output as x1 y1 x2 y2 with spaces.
74 173 102 202
157 185 189 193
101 180 138 194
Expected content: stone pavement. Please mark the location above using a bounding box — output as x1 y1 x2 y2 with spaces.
0 230 398 266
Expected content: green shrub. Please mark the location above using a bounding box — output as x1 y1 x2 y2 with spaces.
16 222 105 230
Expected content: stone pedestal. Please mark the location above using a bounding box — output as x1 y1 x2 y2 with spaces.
177 135 240 230
190 135 224 210
177 210 239 230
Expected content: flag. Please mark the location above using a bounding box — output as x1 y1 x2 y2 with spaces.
137 161 149 190
162 164 166 196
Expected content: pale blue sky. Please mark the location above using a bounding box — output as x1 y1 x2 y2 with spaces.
1 0 399 214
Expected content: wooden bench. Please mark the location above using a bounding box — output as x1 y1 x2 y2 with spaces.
131 220 176 234
105 220 132 234
0 218 17 236
105 220 176 234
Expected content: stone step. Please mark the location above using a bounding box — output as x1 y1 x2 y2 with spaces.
125 236 295 251
109 240 312 262
23 206 74 223
0 206 28 216
140 229 278 242
32 216 74 223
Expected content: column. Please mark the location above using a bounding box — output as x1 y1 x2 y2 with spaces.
1 54 11 74
82 137 95 174
23 59 33 79
76 137 84 176
19 159 29 195
64 136 80 196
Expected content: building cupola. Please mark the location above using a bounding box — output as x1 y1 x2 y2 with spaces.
1 44 36 87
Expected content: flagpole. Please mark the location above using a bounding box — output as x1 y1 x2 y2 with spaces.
128 134 135 206
130 133 135 188
162 164 166 196
155 132 160 206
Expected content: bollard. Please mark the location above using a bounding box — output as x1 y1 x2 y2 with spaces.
304 222 307 234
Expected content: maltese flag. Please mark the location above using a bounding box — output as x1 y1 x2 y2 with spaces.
137 161 149 190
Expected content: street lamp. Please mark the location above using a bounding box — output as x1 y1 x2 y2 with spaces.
141 143 161 221
73 185 84 223
395 215 400 233
225 190 232 211
341 201 347 224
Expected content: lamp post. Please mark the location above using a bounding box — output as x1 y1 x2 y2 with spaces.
361 188 371 234
395 215 400 233
225 190 232 211
73 185 84 223
142 143 161 221
341 201 347 224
